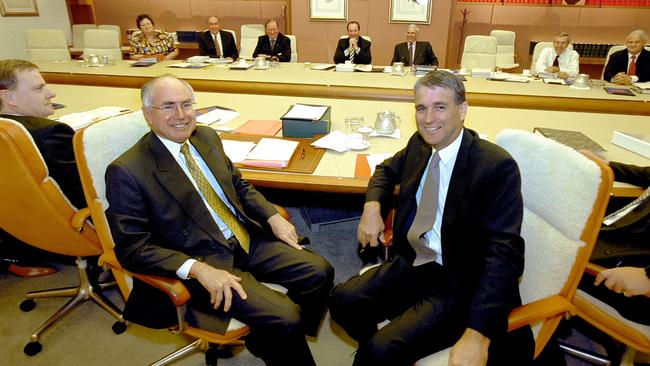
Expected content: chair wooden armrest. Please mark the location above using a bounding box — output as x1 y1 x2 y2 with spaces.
508 295 574 331
100 250 191 306
70 207 92 231
584 262 607 277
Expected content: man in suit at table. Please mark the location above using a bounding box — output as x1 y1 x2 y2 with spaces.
391 24 438 67
198 16 239 60
334 21 372 65
533 32 580 79
105 75 333 366
0 59 85 275
329 70 533 366
581 162 650 325
252 18 291 62
604 29 650 85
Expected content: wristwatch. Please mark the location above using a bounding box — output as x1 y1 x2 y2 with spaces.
645 265 650 280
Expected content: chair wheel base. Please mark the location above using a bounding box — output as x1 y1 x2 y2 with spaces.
24 341 42 356
205 346 219 366
20 299 36 312
112 321 127 334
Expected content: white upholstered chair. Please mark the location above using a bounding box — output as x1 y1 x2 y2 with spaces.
223 29 238 48
74 112 286 365
460 35 498 71
490 30 519 71
72 24 97 48
286 34 298 62
98 24 121 42
239 24 265 59
83 29 123 60
415 129 613 365
25 29 71 61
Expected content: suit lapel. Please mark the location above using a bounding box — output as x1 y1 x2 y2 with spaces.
145 132 225 244
442 130 473 229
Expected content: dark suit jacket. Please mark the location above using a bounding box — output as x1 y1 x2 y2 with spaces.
391 41 438 66
367 129 526 342
105 126 278 331
334 37 372 64
252 33 291 62
603 48 650 83
198 30 239 59
1 114 85 209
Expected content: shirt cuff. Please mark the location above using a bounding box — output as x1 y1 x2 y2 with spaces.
176 258 197 279
631 75 639 83
344 49 350 57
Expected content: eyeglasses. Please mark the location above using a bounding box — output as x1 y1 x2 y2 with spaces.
149 102 196 114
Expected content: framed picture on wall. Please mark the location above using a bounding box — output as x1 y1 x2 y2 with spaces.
389 0 431 24
0 0 39 16
309 0 347 21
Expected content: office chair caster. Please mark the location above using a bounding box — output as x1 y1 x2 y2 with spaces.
112 321 127 334
24 341 42 356
19 298 36 312
205 346 219 366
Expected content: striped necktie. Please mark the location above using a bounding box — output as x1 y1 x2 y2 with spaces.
349 41 355 63
180 143 250 252
406 152 441 266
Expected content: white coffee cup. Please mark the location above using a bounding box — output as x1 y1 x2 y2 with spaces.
347 132 364 147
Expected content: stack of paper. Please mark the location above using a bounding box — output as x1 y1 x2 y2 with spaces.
470 69 491 78
310 63 335 70
235 120 282 136
311 130 349 152
196 107 240 125
131 58 157 67
57 106 129 130
222 140 256 163
242 138 299 168
282 104 328 121
630 82 650 95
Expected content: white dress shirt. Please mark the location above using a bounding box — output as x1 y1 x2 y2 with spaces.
156 134 238 279
414 129 464 265
534 47 580 77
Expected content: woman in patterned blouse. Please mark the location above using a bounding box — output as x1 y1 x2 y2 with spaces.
130 14 179 61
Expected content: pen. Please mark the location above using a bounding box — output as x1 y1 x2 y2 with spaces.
299 148 306 160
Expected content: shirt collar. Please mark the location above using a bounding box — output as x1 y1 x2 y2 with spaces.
156 134 188 159
435 128 464 167
629 52 639 59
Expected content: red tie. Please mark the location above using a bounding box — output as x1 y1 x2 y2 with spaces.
628 55 637 76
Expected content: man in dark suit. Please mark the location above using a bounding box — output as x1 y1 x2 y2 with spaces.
580 162 650 325
105 75 333 366
604 29 650 85
0 59 84 275
252 18 291 62
198 16 239 60
329 71 533 366
334 21 372 64
391 24 437 67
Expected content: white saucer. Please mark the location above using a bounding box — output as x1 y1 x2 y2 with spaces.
253 65 270 70
375 130 395 135
346 141 370 150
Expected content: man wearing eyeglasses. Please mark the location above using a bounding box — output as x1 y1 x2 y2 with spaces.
105 75 333 366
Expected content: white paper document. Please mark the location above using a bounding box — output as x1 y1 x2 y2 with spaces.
311 130 349 153
245 138 299 162
282 104 328 120
222 140 256 163
57 106 129 130
196 108 240 125
366 153 393 176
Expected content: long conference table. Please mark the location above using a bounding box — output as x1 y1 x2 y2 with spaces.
49 84 648 196
37 60 650 116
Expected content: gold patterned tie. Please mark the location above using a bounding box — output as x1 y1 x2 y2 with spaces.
180 143 250 252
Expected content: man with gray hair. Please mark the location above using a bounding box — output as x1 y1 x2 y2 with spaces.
330 70 533 366
533 32 580 79
604 29 650 85
391 24 438 67
105 74 333 366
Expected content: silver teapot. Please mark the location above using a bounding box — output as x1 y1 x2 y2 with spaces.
375 111 401 134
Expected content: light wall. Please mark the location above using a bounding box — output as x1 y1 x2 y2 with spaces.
0 0 71 59
449 4 650 69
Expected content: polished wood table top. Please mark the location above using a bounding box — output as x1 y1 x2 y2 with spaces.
49 84 649 194
37 60 650 116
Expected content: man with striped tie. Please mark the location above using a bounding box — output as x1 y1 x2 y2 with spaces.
533 32 580 79
105 75 333 366
334 21 372 65
581 161 650 325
